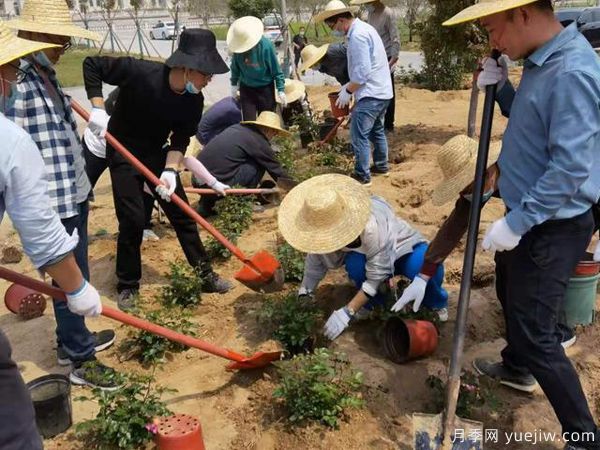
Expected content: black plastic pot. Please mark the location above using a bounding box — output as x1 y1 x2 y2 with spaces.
27 374 72 438
300 132 313 148
319 118 338 140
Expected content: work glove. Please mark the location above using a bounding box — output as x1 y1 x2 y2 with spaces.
83 127 106 159
336 84 353 108
230 85 239 98
477 55 508 91
277 91 287 107
66 280 102 317
209 179 230 196
594 240 600 262
323 307 352 340
297 286 314 301
156 169 178 202
390 275 428 313
482 217 521 253
88 107 110 138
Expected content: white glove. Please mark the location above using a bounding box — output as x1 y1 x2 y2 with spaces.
156 170 177 202
83 127 106 159
66 280 102 317
230 85 239 98
391 276 428 313
482 217 521 253
594 240 600 262
323 307 352 340
88 107 110 138
209 179 230 196
477 55 508 91
336 85 352 108
277 91 287 107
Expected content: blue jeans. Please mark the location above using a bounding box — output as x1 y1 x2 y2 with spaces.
350 97 390 181
344 242 448 310
52 201 95 362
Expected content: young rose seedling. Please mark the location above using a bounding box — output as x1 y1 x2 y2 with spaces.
161 260 204 308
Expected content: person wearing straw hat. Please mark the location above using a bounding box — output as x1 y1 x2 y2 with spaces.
4 0 121 390
81 28 233 310
300 43 350 85
445 2 600 447
195 111 297 216
0 19 105 449
278 174 448 341
315 0 393 186
279 79 312 127
349 0 399 131
228 16 286 120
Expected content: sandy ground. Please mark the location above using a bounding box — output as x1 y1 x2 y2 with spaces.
2 81 600 450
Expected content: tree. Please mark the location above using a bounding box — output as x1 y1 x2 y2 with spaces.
228 0 273 19
419 0 487 90
401 0 427 42
185 0 224 27
130 0 145 9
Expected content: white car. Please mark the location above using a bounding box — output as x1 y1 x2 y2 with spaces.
263 14 284 47
150 21 176 40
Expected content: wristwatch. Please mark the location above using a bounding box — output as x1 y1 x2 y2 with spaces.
343 305 356 318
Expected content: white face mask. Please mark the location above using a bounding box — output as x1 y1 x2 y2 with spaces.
0 77 19 114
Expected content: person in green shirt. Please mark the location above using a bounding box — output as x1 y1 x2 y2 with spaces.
227 16 286 120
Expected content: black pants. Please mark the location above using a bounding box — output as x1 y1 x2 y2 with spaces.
0 331 43 450
83 139 155 229
385 63 395 131
294 51 301 67
495 210 600 448
239 83 276 121
108 148 212 292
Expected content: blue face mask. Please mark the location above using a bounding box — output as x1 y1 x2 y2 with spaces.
185 80 200 95
0 79 19 114
463 190 494 203
365 4 375 13
332 29 344 38
33 51 53 69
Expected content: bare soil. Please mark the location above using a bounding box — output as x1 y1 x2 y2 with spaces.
1 83 599 450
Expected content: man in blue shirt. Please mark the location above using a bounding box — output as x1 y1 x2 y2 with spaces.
315 0 393 186
446 1 600 448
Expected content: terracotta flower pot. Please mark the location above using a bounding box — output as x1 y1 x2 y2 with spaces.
155 414 205 450
328 92 349 118
4 283 47 320
383 317 438 364
573 260 600 277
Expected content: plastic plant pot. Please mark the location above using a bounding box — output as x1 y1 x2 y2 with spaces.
26 374 72 438
383 317 438 364
156 414 205 450
573 254 600 277
328 92 349 118
562 273 600 328
4 283 47 320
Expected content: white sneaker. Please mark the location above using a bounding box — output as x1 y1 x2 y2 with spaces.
434 307 449 322
142 229 160 241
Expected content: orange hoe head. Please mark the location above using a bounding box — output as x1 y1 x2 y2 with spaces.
234 250 285 293
226 350 283 371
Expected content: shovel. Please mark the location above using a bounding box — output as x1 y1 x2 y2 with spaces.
413 50 501 450
0 266 282 370
70 100 284 294
184 187 280 196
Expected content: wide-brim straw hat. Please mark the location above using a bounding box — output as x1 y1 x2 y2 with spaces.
241 111 292 137
226 16 264 53
278 174 372 254
314 0 358 23
431 135 502 206
349 0 377 5
277 79 306 104
300 44 329 72
443 0 540 26
165 28 229 75
8 0 101 41
0 20 59 66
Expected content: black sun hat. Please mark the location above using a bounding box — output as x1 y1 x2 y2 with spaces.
166 28 229 75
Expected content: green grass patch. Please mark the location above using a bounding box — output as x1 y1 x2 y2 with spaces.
209 24 229 41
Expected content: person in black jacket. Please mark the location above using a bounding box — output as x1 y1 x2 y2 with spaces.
82 29 233 310
196 111 296 216
299 43 350 85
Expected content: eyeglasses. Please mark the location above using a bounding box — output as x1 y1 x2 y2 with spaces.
61 40 73 52
325 18 339 29
9 63 27 83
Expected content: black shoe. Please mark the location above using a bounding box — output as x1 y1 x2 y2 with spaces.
350 173 372 187
202 272 233 294
564 445 586 450
69 359 122 391
473 358 538 393
117 289 138 311
57 330 117 366
370 166 390 176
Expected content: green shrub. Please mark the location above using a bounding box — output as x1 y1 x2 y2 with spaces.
75 371 172 449
276 242 305 282
426 371 491 418
161 260 204 308
274 348 364 428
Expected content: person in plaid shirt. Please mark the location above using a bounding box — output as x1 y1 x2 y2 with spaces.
4 0 118 390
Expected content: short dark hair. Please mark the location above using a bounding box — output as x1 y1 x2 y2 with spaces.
534 0 554 11
325 11 354 26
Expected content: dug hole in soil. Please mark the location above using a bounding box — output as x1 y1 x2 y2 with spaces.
2 83 600 450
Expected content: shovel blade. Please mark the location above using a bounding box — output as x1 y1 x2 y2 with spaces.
234 250 285 293
413 413 483 450
225 350 283 371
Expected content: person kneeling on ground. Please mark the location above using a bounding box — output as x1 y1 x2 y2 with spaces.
277 174 449 341
194 111 297 216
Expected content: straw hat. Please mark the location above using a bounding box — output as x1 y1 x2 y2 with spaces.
314 0 358 23
7 0 101 41
226 16 264 54
431 135 502 206
278 174 372 254
0 19 59 67
443 0 540 26
300 44 329 72
349 0 377 5
277 79 306 104
241 111 291 137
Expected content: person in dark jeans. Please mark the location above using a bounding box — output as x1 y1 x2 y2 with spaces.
195 111 296 215
83 29 233 310
292 26 308 68
446 1 600 448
